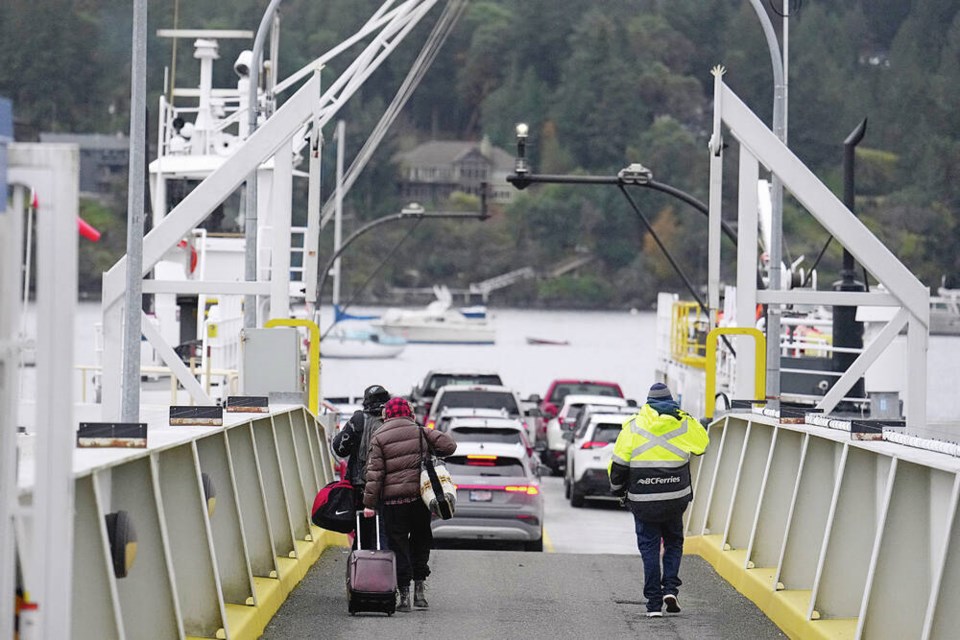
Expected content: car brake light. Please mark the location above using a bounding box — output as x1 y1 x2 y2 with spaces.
426 419 435 429
581 441 609 449
504 485 540 495
467 454 497 460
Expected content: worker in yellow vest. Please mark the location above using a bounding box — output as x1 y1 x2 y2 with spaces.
609 382 709 618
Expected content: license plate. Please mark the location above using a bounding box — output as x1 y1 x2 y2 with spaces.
470 490 493 502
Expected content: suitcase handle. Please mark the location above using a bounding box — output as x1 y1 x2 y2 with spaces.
355 510 381 550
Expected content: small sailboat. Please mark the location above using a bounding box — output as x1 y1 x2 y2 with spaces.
319 122 406 359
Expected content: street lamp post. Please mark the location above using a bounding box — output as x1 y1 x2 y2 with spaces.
506 124 740 355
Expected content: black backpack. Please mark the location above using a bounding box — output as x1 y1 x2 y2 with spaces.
352 413 383 487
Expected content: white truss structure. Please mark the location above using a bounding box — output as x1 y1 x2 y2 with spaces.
707 70 929 430
100 0 445 419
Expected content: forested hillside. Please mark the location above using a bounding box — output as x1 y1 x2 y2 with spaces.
2 0 958 307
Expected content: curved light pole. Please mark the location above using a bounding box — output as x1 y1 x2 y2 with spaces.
243 0 285 329
314 203 487 334
745 0 788 407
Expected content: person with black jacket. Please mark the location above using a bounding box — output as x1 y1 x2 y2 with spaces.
332 384 390 549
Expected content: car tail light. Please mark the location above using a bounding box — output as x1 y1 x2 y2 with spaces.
515 514 540 527
504 485 540 495
581 441 609 450
426 419 436 429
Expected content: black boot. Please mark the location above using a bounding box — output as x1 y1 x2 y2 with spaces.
414 580 428 608
397 585 412 612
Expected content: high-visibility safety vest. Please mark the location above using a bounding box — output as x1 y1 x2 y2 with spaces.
608 405 709 519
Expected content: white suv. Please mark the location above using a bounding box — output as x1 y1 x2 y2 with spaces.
425 384 530 439
543 395 627 474
564 412 631 508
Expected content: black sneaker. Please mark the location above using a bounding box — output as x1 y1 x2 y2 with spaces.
664 594 681 613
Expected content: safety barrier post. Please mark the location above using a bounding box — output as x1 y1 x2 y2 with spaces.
264 318 320 415
705 327 766 420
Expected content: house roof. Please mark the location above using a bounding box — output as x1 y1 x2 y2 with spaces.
394 140 514 172
39 132 129 150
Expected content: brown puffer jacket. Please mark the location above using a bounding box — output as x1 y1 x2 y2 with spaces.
363 417 457 508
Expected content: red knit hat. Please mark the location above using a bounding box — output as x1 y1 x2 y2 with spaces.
383 397 414 419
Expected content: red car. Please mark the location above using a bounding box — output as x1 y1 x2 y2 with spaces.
539 379 624 421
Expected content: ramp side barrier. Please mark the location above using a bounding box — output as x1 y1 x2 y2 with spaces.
705 327 766 421
52 405 344 639
685 412 960 640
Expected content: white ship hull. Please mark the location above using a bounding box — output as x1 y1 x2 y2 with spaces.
320 328 406 359
375 318 495 344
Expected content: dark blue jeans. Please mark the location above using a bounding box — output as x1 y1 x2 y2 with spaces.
634 512 684 612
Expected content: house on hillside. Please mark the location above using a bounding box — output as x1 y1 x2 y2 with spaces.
393 137 516 205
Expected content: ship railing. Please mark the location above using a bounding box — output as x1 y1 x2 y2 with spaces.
257 225 308 300
157 92 247 158
75 363 239 404
671 300 709 367
202 299 243 383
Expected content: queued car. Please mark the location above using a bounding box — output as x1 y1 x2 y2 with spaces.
408 369 504 422
444 415 537 470
424 384 530 439
564 412 632 508
538 379 624 423
431 441 544 551
542 394 629 474
431 407 511 433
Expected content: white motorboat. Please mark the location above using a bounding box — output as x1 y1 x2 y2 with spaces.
320 325 406 359
373 285 495 344
931 286 960 336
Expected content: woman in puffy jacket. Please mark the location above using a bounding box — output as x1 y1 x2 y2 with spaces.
363 397 456 612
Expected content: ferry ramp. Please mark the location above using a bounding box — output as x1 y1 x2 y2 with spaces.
16 404 960 639
262 545 784 640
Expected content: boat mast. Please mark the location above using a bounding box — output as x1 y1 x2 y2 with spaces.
333 120 346 312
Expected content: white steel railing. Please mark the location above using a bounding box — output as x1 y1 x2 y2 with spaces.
687 412 960 639
16 405 343 639
257 225 308 300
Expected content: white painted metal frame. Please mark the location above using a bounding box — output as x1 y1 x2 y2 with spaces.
689 413 960 639
101 1 441 418
0 184 25 640
8 144 79 638
709 81 929 427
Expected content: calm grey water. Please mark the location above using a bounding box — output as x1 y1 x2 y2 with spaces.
20 301 960 432
20 302 660 405
315 306 659 402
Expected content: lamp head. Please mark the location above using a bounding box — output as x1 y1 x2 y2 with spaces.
515 122 529 139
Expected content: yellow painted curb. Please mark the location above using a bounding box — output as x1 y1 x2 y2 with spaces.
685 534 857 640
542 528 555 553
219 526 348 640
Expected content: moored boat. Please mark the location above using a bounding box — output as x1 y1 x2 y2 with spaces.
320 325 406 359
373 285 495 344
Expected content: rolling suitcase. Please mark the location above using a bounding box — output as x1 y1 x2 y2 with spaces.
346 511 397 615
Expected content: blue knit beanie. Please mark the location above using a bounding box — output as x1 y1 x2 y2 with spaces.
647 383 674 402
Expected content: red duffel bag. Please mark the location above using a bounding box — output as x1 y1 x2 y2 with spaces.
311 478 355 533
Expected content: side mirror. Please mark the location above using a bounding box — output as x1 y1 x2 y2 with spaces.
562 431 575 442
527 394 541 404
